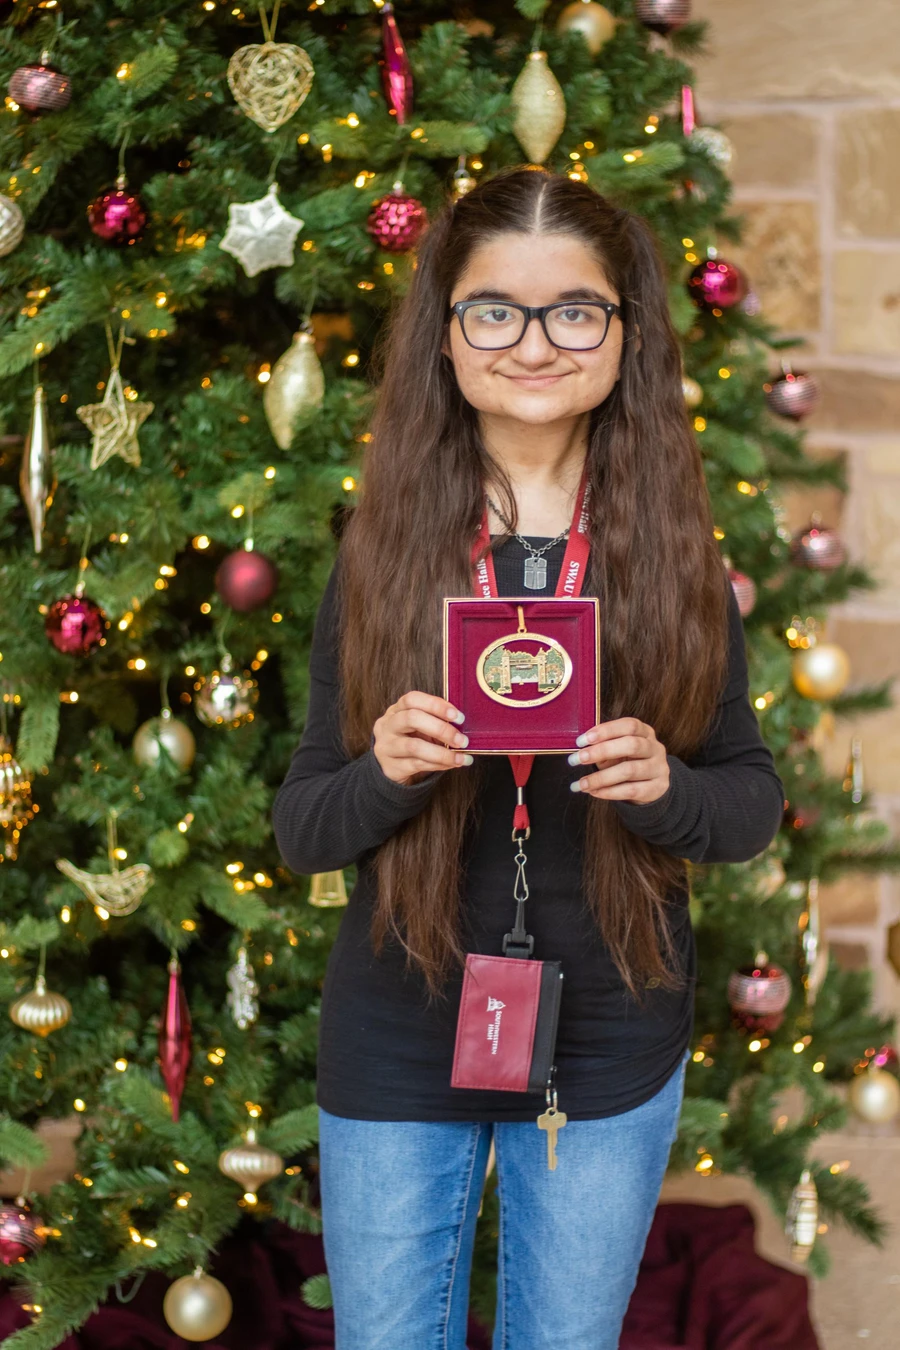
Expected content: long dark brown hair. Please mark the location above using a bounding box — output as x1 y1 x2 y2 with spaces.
339 166 728 1002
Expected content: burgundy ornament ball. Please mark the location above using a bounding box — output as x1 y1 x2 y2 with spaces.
728 956 792 1034
687 257 747 311
634 0 692 36
9 60 72 115
728 567 757 618
366 191 428 253
764 370 820 420
88 178 147 246
215 548 278 612
45 593 108 656
0 1201 44 1266
790 521 847 571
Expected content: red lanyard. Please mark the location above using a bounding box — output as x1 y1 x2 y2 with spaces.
470 470 592 838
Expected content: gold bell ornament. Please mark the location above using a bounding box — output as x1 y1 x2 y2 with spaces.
510 51 567 164
163 1268 232 1343
19 384 55 553
226 1 314 134
849 1061 900 1125
9 947 71 1037
308 870 348 908
556 2 617 55
218 1126 284 1203
0 734 35 862
263 327 325 451
785 1168 818 1264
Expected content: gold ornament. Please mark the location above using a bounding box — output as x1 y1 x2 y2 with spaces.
451 159 478 200
849 1063 900 1125
843 735 863 803
785 1169 818 1264
798 876 829 1007
9 974 72 1037
133 707 196 772
227 42 314 134
77 364 153 471
19 384 55 553
193 656 258 728
682 375 703 408
309 870 349 908
219 182 303 278
754 853 786 899
0 193 25 256
218 1127 284 1198
0 736 34 863
56 810 153 918
510 51 567 164
791 642 851 701
556 2 617 54
163 1269 233 1342
263 330 325 451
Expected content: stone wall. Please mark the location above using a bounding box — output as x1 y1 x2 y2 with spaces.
692 0 900 1009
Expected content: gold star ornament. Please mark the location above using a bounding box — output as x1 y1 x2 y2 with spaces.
77 364 153 470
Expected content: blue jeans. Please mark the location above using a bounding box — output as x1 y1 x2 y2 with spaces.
318 1047 690 1350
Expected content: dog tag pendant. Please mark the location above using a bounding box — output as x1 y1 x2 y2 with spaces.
537 1104 567 1170
523 554 547 589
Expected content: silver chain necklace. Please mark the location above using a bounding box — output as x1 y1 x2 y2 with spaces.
485 495 570 590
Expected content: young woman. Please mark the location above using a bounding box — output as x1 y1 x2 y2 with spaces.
273 167 784 1350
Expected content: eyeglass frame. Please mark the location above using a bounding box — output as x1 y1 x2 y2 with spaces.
449 298 623 352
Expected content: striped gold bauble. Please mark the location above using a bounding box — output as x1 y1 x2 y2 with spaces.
9 974 71 1037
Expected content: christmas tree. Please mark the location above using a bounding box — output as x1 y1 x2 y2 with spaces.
0 0 898 1343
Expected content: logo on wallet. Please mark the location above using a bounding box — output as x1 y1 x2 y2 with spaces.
486 997 505 1054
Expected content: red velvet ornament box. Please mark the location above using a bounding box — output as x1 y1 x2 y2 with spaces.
442 597 601 754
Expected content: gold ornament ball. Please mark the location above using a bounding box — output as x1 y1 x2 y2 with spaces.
557 2 617 55
849 1064 900 1125
791 643 851 701
163 1270 233 1342
9 975 72 1037
510 51 567 165
0 193 25 256
1 735 34 862
682 376 703 408
218 1128 284 1196
263 331 325 451
133 709 196 772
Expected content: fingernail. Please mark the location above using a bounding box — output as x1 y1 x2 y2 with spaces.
569 779 584 792
567 750 582 766
456 733 469 748
450 709 466 724
456 753 474 766
575 732 591 747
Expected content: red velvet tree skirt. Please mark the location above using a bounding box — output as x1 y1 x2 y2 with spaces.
0 1203 819 1349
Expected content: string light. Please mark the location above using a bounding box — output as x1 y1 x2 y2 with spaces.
264 466 276 479
257 365 271 384
231 505 245 518
175 1192 191 1208
74 1099 86 1112
174 1160 190 1174
193 535 210 550
115 1058 128 1071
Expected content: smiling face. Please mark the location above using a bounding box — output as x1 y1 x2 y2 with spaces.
441 231 624 428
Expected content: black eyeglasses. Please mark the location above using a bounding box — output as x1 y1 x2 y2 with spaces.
450 299 622 351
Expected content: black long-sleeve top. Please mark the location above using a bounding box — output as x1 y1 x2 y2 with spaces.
272 538 785 1121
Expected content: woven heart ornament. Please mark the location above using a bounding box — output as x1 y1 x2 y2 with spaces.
227 41 314 133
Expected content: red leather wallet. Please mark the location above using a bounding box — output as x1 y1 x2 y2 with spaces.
451 953 564 1093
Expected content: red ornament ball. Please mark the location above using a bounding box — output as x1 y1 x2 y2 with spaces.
45 593 108 656
0 1201 44 1266
687 257 747 311
88 180 147 246
215 548 278 612
366 191 428 253
728 567 757 618
9 61 71 114
764 371 820 420
634 0 691 35
728 957 792 1033
790 521 846 571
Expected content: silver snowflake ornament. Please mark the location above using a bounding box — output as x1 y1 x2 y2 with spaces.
219 182 304 277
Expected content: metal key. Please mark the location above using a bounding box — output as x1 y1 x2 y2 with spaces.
537 1103 567 1171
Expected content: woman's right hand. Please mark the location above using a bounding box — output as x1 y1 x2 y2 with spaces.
373 692 473 785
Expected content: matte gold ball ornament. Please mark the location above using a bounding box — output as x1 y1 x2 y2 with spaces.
510 51 567 164
682 375 703 408
163 1268 233 1342
9 974 71 1037
849 1062 900 1125
556 2 617 55
133 707 196 772
263 329 325 451
218 1127 284 1199
791 642 851 701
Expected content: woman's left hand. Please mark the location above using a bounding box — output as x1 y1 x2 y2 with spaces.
568 717 670 804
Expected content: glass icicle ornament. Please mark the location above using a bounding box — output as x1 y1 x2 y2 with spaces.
158 957 191 1121
308 870 348 908
510 51 567 164
0 735 34 862
226 945 259 1029
19 383 55 553
785 1169 818 1264
380 2 413 124
263 328 325 450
